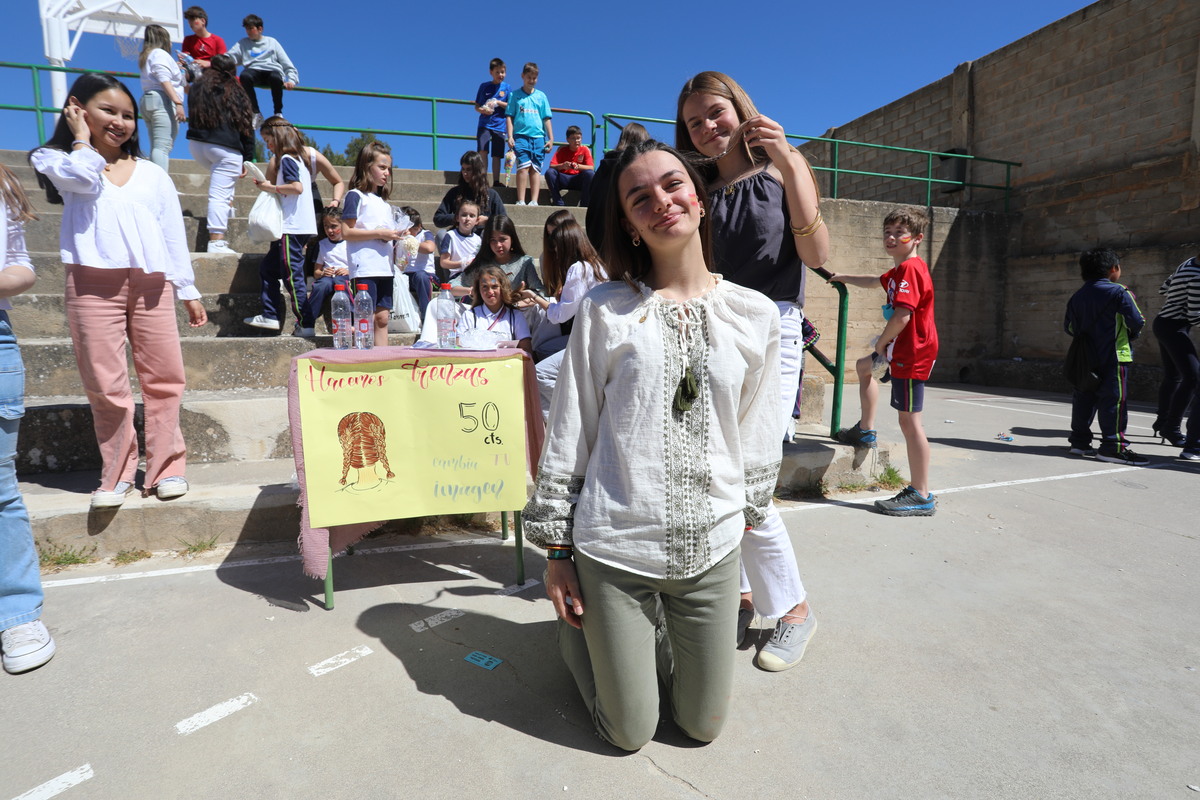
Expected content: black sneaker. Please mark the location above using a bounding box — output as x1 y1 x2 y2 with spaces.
1068 446 1098 457
874 486 937 516
1096 447 1149 466
834 422 877 449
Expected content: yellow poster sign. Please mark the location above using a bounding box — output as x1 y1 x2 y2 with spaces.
296 354 528 528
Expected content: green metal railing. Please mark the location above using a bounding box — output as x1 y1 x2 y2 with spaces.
0 61 597 170
601 113 1023 211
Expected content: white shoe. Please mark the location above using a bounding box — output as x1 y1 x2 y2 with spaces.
244 314 281 331
154 476 189 499
2 620 56 674
91 481 133 509
528 199 538 207
252 113 264 130
207 240 239 256
292 325 316 338
515 200 527 207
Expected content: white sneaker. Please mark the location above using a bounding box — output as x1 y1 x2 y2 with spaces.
2 620 56 674
207 240 239 256
528 199 538 207
91 480 133 509
515 200 527 207
292 325 316 338
244 314 281 331
154 476 189 499
252 112 264 130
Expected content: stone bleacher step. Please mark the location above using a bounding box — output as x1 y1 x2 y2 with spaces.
20 388 292 474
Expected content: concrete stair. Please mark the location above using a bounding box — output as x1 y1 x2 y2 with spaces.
5 148 888 557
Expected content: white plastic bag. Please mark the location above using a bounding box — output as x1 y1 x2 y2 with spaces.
388 269 422 333
246 190 283 244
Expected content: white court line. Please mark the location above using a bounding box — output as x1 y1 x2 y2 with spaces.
945 397 1155 428
13 764 94 800
496 578 540 596
308 645 373 677
42 536 500 589
409 608 464 633
175 693 258 736
778 464 1149 513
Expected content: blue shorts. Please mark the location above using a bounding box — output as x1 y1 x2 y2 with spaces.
890 378 926 413
477 129 505 155
513 136 545 172
353 276 394 311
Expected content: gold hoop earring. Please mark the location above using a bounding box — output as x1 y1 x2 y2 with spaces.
632 234 641 247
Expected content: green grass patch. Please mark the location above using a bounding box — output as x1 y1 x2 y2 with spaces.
113 549 152 566
37 539 98 570
876 465 906 491
176 533 220 555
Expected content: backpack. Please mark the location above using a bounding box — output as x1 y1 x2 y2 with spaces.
1062 333 1101 392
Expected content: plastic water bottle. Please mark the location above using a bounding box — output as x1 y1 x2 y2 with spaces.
354 283 374 350
331 284 354 350
431 283 459 349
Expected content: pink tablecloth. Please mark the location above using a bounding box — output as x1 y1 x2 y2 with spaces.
287 346 546 578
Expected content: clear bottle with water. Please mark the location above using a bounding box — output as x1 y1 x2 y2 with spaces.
354 283 374 350
431 283 459 349
331 284 354 350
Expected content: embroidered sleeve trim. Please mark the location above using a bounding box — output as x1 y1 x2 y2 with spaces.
522 472 585 549
744 460 781 530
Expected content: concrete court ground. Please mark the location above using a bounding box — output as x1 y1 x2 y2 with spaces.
1 383 1197 800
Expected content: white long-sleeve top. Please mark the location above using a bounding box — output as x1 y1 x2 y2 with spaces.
545 260 607 325
139 49 185 98
29 147 200 301
0 195 35 312
523 276 782 580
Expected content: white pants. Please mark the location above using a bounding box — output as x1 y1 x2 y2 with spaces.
188 139 241 235
739 301 807 617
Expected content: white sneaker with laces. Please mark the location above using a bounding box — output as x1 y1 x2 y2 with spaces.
2 620 56 673
244 314 281 331
207 240 240 256
292 325 316 338
91 480 133 509
154 476 189 499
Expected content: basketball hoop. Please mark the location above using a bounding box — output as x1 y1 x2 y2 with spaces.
114 33 141 61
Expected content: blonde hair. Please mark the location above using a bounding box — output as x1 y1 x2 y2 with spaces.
0 165 36 223
139 25 174 71
337 412 394 485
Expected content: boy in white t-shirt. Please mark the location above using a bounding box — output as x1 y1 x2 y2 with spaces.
438 199 482 287
304 207 349 330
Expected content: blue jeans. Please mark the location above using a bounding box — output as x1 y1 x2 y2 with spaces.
0 312 42 630
139 90 178 174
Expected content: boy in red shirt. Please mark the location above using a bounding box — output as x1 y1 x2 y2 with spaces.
179 6 226 74
545 125 594 206
830 206 939 516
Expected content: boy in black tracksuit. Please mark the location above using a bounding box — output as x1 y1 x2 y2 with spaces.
1065 248 1146 465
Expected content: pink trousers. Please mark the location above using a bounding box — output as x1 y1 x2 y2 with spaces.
65 265 187 491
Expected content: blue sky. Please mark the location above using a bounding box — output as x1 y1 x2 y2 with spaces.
3 0 1092 169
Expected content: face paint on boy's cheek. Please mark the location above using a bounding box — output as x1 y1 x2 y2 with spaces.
898 235 912 244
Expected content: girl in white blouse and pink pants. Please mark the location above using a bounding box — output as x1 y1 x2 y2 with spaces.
31 73 207 509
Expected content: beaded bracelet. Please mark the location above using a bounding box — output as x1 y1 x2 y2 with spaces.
72 140 98 153
790 210 824 238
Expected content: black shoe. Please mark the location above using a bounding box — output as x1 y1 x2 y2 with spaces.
1096 446 1149 466
1152 424 1187 447
833 422 877 449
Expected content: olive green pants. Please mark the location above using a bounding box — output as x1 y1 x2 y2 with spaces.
558 546 740 751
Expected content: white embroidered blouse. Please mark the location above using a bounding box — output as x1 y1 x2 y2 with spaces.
29 147 200 301
523 276 782 580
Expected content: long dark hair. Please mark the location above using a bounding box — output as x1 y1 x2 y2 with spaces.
260 116 308 174
458 150 489 208
187 54 254 136
598 139 713 289
541 216 604 298
465 214 525 272
29 72 141 204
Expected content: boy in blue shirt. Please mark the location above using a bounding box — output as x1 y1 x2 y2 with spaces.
505 62 553 207
1065 248 1147 465
475 58 510 189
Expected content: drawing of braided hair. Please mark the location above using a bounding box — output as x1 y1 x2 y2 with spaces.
337 412 395 485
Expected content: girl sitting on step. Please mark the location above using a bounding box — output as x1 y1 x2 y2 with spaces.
30 72 207 509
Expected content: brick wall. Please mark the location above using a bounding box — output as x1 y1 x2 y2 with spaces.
802 0 1200 256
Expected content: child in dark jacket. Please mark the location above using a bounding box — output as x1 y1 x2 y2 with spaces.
1065 248 1146 465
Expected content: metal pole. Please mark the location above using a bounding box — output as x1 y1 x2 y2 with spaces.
830 283 849 438
514 512 525 585
830 141 840 199
324 547 334 610
430 99 438 170
31 66 46 143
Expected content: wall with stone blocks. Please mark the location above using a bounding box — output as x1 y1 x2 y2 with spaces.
800 0 1200 257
